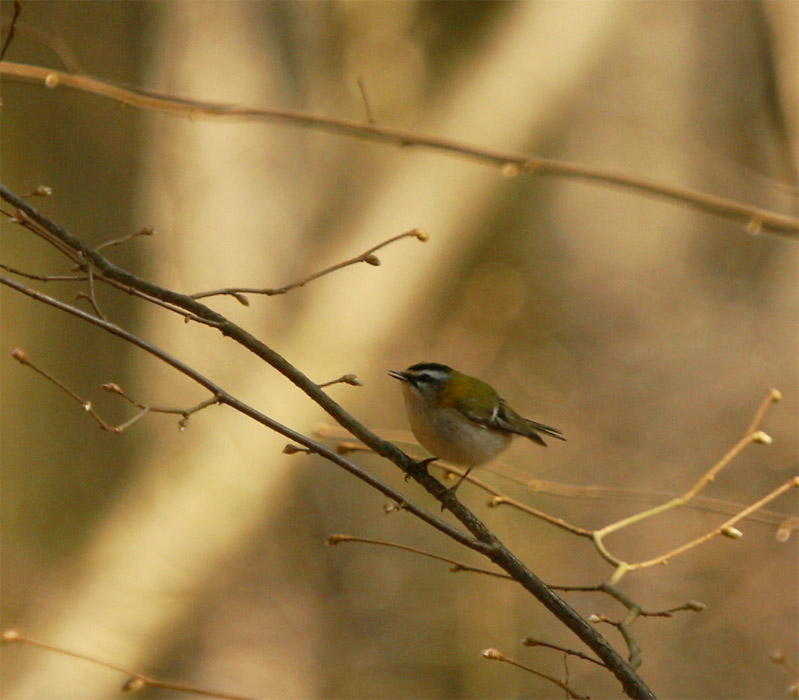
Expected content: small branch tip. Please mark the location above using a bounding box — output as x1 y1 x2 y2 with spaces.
770 388 783 402
752 431 773 444
11 348 26 363
482 648 503 660
412 228 429 241
1 629 20 642
121 677 147 692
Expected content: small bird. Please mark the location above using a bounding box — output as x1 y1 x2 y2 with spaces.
389 362 564 491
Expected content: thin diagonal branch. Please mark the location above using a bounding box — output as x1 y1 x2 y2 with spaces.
521 637 604 668
483 648 588 699
2 61 797 238
190 229 428 302
327 534 513 579
0 1 21 62
1 630 255 700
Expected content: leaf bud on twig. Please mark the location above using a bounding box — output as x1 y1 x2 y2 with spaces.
721 526 743 539
752 431 772 444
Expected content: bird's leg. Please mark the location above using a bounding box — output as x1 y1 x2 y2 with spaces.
437 467 474 510
444 467 473 495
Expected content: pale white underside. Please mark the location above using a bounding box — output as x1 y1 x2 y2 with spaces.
401 383 513 466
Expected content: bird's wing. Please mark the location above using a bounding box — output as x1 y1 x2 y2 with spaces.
495 398 566 445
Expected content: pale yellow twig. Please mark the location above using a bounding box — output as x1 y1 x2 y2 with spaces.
0 630 255 700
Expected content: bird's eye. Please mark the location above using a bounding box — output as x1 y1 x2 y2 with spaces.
410 370 445 386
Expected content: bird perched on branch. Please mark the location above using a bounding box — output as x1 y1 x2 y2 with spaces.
389 362 564 492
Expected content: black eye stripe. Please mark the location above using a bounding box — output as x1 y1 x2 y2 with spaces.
407 362 451 374
406 370 448 388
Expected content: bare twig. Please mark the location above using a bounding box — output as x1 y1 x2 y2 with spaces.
0 0 21 62
3 204 84 267
0 22 83 72
101 382 222 430
482 648 589 699
2 61 797 237
356 75 376 124
318 422 797 540
543 582 705 669
622 477 799 577
521 637 604 667
75 262 105 319
0 262 87 282
11 349 221 432
591 389 787 581
11 348 120 432
0 629 256 700
317 373 363 389
590 590 704 668
328 532 705 670
327 534 513 579
190 229 428 302
94 226 154 252
494 477 797 540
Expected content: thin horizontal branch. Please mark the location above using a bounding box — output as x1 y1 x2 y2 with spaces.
1 629 254 700
521 637 604 668
2 60 796 238
327 534 513 579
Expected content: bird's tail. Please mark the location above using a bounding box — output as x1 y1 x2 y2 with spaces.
524 419 566 445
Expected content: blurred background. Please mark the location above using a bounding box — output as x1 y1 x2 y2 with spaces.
1 1 797 698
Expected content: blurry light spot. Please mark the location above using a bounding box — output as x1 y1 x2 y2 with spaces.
463 262 525 326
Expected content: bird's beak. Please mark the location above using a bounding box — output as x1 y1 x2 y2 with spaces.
388 369 408 381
